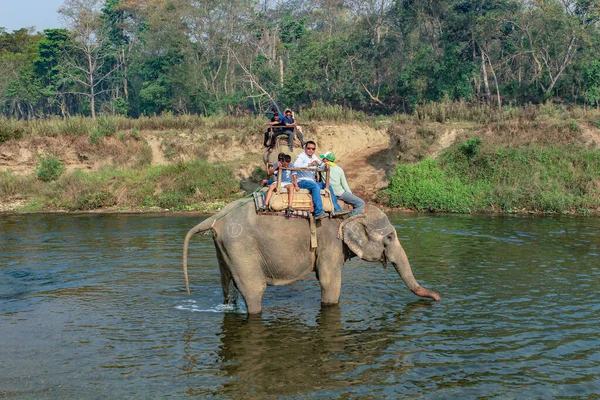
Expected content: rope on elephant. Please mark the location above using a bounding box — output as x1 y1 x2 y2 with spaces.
210 188 261 226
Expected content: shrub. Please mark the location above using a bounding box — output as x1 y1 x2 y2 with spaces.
383 158 490 212
0 120 24 143
90 117 118 144
74 190 116 210
568 120 581 133
389 142 600 213
36 154 65 182
458 137 482 159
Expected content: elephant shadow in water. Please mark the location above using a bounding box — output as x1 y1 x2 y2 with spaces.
183 302 436 397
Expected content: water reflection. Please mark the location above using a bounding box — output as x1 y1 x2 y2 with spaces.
180 300 438 398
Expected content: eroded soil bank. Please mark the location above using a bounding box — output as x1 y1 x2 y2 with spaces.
1 119 599 213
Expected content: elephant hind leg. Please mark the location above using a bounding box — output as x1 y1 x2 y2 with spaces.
220 268 238 305
218 252 238 305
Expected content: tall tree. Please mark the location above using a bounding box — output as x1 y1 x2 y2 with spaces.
59 0 121 118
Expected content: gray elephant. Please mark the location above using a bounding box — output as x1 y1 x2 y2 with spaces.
183 200 441 314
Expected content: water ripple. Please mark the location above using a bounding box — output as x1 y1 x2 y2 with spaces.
1 213 599 398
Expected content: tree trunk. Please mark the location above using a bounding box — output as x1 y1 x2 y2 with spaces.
279 58 284 88
88 52 96 119
481 49 491 102
122 47 128 101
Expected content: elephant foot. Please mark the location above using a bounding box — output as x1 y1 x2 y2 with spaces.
412 286 441 301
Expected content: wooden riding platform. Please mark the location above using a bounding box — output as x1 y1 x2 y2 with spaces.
252 190 333 219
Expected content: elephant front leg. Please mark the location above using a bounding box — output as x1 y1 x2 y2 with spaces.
317 265 342 306
236 280 267 315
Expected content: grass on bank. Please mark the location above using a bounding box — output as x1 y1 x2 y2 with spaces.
0 160 242 212
381 140 600 214
3 102 600 144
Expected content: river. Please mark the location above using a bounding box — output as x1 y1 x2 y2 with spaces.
1 212 599 398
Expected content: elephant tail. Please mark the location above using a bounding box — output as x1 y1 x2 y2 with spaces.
183 216 217 295
183 198 252 295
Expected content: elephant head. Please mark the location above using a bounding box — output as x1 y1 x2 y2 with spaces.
340 205 441 301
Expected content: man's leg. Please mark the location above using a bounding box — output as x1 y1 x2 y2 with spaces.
286 130 294 151
318 182 342 212
295 128 305 147
339 192 365 216
269 131 284 150
284 183 294 210
298 180 323 215
263 130 271 147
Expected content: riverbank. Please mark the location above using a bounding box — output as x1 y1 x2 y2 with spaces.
1 103 600 215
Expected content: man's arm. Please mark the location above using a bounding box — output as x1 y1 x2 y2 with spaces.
267 161 280 175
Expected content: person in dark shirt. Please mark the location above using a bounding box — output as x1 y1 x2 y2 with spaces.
263 108 284 151
267 113 294 152
282 108 305 148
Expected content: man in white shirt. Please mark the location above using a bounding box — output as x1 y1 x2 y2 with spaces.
294 141 345 219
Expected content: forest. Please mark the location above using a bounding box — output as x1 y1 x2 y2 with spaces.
2 0 600 120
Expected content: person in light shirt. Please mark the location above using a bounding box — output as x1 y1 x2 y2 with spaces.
294 141 347 219
319 151 365 216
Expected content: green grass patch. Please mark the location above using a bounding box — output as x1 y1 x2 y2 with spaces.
383 159 490 212
383 141 600 214
2 160 242 212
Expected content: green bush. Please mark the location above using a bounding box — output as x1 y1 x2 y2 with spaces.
384 158 490 212
36 154 65 182
384 142 600 214
458 137 482 159
74 190 116 210
90 117 118 144
154 191 187 209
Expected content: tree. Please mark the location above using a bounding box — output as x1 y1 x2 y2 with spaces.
0 28 44 118
507 0 584 98
59 0 121 118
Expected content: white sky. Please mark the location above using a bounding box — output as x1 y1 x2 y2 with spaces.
1 0 65 33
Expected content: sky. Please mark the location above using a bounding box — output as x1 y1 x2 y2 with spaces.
1 0 65 33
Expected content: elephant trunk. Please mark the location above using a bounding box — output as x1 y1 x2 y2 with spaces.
183 217 216 295
388 241 441 301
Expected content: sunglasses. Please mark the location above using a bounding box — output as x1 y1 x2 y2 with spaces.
306 147 316 150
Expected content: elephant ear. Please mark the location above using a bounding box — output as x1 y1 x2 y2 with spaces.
340 215 385 261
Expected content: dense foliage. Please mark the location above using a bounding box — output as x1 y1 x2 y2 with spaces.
2 0 600 119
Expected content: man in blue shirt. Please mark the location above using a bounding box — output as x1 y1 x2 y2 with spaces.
264 108 286 149
282 109 305 149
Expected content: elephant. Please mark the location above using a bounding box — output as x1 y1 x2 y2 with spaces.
183 199 441 314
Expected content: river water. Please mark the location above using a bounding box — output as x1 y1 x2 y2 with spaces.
1 212 599 398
